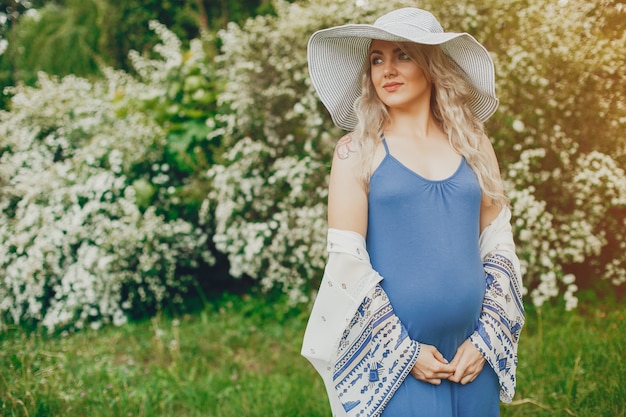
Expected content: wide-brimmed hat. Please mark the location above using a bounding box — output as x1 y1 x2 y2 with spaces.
307 8 499 130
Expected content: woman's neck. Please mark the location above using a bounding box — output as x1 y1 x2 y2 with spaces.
384 110 442 141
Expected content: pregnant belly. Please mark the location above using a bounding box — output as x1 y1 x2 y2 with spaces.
380 261 486 351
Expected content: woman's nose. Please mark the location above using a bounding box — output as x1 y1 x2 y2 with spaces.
384 61 396 77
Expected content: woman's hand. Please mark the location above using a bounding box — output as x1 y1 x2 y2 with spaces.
447 339 486 384
410 344 455 385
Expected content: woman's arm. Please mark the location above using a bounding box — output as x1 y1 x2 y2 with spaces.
327 134 369 237
479 135 504 233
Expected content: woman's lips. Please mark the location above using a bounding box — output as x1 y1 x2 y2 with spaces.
383 82 403 92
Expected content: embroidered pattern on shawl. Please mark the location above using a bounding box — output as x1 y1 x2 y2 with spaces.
469 252 525 403
333 285 420 417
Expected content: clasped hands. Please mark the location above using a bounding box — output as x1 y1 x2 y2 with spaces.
409 339 485 385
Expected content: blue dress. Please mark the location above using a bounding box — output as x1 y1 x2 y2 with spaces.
367 139 500 417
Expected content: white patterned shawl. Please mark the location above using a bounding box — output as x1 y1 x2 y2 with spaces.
302 207 524 416
301 228 419 417
333 283 420 416
470 207 525 402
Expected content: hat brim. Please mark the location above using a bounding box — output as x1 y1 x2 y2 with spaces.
308 23 499 130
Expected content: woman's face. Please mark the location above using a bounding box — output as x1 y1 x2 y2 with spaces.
368 40 431 112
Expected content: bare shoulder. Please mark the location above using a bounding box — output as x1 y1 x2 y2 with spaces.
479 135 500 169
334 133 358 161
330 133 360 178
479 134 496 155
479 135 505 227
328 133 368 235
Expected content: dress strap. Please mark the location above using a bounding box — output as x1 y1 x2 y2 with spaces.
381 135 390 155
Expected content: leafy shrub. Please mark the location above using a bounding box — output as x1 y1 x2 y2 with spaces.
0 26 215 332
477 0 626 308
208 0 626 308
127 21 220 223
2 0 102 86
207 0 423 303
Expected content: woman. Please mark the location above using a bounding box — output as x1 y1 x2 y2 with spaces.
302 8 524 417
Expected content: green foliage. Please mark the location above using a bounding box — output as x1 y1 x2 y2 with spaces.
1 0 624 331
97 0 281 70
208 0 419 303
97 0 206 72
3 0 102 85
125 20 222 224
0 297 624 416
0 293 326 416
479 0 626 301
0 0 281 110
0 23 216 332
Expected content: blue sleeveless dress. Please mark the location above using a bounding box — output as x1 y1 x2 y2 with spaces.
367 139 500 417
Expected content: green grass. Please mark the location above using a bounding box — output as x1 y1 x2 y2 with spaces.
1 293 624 417
504 299 625 417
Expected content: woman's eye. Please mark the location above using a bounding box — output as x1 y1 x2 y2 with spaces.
371 57 382 65
399 52 410 60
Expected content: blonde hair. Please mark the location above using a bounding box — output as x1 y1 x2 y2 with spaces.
352 42 507 206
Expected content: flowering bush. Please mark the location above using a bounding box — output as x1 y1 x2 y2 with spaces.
207 0 421 303
127 21 220 222
0 25 214 332
208 0 626 309
475 0 626 308
2 0 623 330
206 138 329 303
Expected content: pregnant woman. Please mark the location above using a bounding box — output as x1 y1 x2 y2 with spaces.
302 8 525 417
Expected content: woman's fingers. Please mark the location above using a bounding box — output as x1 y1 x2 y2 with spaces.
410 344 455 385
411 341 487 385
460 372 477 385
448 339 486 384
433 349 448 364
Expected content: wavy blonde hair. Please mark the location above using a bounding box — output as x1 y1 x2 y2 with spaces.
352 42 507 206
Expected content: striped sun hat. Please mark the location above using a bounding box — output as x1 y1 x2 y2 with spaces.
307 8 499 130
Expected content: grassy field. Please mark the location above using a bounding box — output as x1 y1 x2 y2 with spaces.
1 292 624 417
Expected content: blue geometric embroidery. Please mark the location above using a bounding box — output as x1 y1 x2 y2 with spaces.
477 321 492 349
469 253 525 403
342 400 361 412
497 355 508 371
333 284 420 417
369 363 380 383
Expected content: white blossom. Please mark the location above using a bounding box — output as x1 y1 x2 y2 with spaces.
0 27 214 332
207 0 626 307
